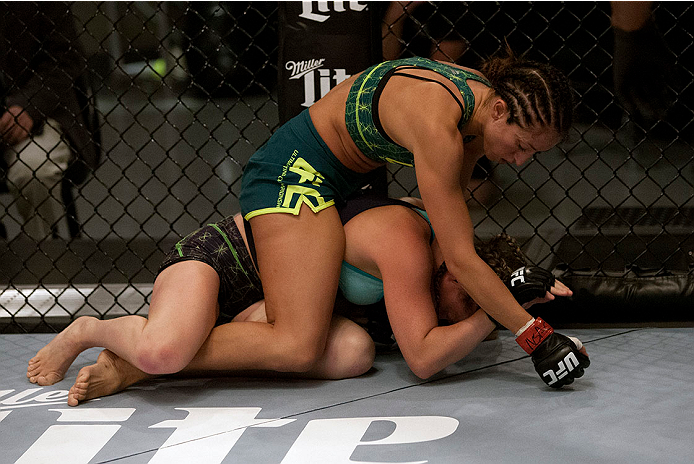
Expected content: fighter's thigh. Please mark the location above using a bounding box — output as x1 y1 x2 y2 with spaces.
226 308 375 379
145 260 221 353
250 205 345 341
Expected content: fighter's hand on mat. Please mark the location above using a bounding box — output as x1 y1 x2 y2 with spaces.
515 317 590 388
506 266 555 306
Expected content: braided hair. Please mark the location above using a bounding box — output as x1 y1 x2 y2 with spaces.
432 233 527 312
480 49 574 139
474 232 527 283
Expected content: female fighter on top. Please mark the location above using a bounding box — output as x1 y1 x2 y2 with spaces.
28 49 589 392
237 49 588 387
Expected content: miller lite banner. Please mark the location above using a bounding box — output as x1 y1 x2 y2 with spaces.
278 1 381 124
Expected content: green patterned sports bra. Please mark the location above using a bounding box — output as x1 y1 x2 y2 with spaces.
345 57 490 167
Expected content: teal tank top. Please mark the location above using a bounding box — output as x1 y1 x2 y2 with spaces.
339 208 434 306
345 57 491 166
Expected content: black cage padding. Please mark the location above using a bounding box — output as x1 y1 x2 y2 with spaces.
535 268 694 324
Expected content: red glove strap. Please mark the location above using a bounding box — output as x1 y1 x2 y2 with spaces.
515 317 554 354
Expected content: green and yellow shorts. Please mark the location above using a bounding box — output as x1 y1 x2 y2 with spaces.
240 109 370 220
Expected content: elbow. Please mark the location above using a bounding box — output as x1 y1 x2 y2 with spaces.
443 259 472 284
407 358 439 380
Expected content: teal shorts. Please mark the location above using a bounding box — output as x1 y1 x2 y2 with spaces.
240 109 370 220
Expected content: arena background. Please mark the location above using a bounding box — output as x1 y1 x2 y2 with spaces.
1 1 692 333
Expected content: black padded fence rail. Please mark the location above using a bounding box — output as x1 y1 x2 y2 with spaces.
1 1 692 333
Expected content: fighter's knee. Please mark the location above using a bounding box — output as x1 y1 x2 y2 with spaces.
280 345 323 373
135 341 189 375
269 335 326 373
351 333 376 376
333 330 375 378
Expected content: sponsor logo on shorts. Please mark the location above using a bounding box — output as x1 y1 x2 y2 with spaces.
277 149 300 207
277 155 328 211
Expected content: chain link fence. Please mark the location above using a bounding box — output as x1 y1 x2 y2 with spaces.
1 2 692 332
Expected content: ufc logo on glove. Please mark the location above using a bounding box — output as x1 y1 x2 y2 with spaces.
515 318 591 388
510 268 526 286
506 266 555 305
542 351 581 386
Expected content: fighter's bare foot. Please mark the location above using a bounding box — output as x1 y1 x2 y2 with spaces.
68 349 153 406
27 316 95 386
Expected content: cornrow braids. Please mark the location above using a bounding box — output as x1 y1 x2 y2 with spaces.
480 50 574 138
472 233 527 329
474 232 527 283
432 233 527 310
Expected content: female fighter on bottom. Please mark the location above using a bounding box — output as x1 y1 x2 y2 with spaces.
27 193 576 405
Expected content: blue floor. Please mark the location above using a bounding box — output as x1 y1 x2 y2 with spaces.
2 327 693 463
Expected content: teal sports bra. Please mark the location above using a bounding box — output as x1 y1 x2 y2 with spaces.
345 57 491 167
339 262 385 306
338 199 434 306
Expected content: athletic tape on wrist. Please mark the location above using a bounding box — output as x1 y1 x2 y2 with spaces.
515 318 536 337
568 336 583 351
515 317 554 354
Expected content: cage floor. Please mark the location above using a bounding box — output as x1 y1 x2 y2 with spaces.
2 327 693 463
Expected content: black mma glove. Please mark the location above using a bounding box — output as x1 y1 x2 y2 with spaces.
516 318 590 388
507 266 555 305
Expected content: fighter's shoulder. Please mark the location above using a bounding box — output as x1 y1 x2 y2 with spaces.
354 203 431 252
370 205 434 284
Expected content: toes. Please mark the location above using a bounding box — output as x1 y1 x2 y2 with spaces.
27 362 41 377
73 375 86 386
71 384 87 397
68 373 91 407
69 369 91 405
67 392 80 407
27 358 45 382
36 373 62 386
68 385 85 402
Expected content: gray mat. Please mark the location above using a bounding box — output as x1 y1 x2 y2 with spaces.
2 328 693 463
